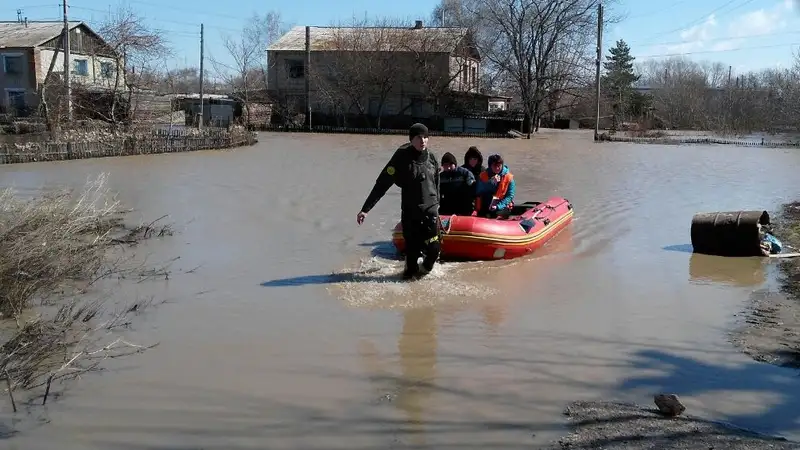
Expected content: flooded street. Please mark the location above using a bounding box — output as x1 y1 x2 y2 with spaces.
1 130 800 449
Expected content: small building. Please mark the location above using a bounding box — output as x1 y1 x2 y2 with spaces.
266 21 503 121
0 19 121 116
553 118 579 130
174 94 236 127
488 96 512 112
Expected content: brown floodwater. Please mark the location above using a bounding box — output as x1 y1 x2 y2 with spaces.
1 129 800 449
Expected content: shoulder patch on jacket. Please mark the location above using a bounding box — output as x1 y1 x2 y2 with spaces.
386 166 395 176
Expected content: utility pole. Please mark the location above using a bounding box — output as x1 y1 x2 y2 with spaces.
593 2 603 141
62 0 72 123
199 23 204 129
305 25 312 131
727 65 732 86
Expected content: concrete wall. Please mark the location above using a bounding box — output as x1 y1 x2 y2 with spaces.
0 46 122 114
38 48 121 89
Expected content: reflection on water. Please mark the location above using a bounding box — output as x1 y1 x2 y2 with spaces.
689 253 767 287
358 306 438 447
396 307 437 444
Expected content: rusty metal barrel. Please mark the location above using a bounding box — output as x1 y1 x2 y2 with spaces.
690 210 770 257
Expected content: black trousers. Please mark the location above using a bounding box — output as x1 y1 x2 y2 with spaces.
401 210 441 273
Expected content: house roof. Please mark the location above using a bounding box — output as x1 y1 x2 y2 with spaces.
0 21 83 48
268 25 470 54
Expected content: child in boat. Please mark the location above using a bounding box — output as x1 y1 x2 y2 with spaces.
439 152 476 216
474 154 516 217
462 146 485 179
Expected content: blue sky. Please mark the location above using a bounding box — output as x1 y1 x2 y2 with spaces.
4 0 798 76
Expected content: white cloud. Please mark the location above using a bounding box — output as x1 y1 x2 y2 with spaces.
654 0 794 56
662 14 717 54
726 2 788 38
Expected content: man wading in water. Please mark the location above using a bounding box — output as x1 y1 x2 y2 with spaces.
356 123 441 280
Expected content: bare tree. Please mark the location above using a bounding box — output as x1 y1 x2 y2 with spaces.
213 11 283 127
96 5 171 128
162 67 200 94
430 0 513 96
538 32 596 124
431 0 473 27
466 0 613 134
430 0 624 131
36 35 69 134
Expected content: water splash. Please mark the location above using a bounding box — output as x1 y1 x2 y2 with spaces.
327 255 498 309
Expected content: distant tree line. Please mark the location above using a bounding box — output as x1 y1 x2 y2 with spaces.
565 38 800 134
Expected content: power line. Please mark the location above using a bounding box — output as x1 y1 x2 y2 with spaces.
623 0 695 20
69 5 241 33
634 0 748 46
635 41 799 59
624 30 800 49
714 0 758 18
68 15 198 39
9 4 57 9
126 0 249 22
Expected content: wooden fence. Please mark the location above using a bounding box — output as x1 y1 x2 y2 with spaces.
259 124 517 139
604 135 800 148
0 132 258 165
152 126 235 137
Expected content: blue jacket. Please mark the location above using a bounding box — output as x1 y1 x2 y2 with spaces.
476 164 516 211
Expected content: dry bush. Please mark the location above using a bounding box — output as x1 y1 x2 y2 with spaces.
0 173 173 409
0 295 160 409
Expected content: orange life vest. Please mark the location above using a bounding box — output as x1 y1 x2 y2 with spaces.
475 170 514 212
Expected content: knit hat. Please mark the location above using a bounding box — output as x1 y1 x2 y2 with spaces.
409 123 429 141
441 152 457 166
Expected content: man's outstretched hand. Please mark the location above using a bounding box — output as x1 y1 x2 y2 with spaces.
357 211 367 225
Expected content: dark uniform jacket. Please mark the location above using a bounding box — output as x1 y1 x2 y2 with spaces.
439 167 476 216
361 143 440 216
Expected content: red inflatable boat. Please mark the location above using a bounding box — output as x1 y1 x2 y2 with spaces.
392 196 574 261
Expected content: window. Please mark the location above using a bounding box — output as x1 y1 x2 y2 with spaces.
72 59 88 76
462 63 468 85
100 61 114 78
286 60 304 78
3 55 22 75
6 89 26 112
472 66 478 89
